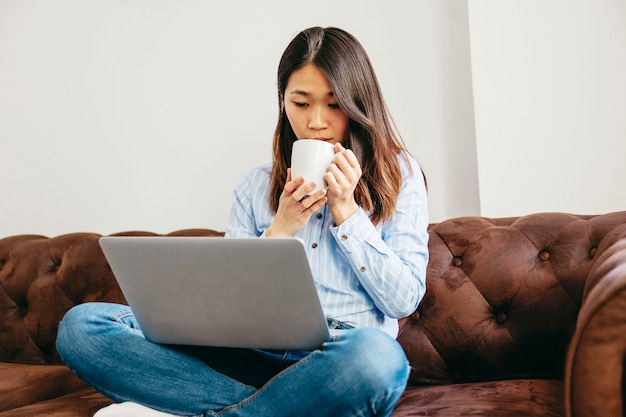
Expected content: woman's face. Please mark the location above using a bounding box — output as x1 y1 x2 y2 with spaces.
283 64 348 145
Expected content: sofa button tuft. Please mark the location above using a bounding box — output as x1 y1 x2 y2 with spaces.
589 246 597 259
495 312 507 323
49 260 61 272
452 256 463 267
538 250 550 261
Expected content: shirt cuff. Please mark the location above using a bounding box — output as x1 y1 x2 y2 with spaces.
331 207 376 251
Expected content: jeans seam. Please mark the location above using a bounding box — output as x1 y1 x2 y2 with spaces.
111 309 144 335
112 309 135 322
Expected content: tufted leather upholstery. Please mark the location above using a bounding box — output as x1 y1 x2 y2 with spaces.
1 213 625 416
400 212 613 384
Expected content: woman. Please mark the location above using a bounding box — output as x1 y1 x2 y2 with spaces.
57 26 429 417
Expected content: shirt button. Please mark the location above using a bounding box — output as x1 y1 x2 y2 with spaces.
312 242 318 249
360 266 367 272
341 235 348 241
316 213 322 219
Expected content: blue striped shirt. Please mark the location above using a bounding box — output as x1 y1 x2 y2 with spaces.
225 153 429 338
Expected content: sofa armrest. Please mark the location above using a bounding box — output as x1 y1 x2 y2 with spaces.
564 237 626 417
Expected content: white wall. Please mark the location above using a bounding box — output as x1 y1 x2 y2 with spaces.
468 0 626 217
3 1 624 238
1 0 479 236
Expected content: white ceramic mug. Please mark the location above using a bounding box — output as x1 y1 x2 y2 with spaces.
291 139 336 194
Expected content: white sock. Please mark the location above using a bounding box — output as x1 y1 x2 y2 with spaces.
94 402 181 417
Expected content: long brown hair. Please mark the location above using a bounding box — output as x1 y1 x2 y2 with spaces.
269 26 413 225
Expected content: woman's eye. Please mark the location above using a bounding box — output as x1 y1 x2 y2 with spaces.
329 103 341 109
293 101 308 108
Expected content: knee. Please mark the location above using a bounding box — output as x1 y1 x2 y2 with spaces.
57 303 97 358
57 303 89 346
332 328 409 391
59 302 90 327
56 302 129 362
56 304 85 366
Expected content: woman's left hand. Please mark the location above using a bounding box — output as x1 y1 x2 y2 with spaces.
325 142 362 225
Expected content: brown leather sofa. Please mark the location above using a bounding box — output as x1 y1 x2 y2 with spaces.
1 212 625 416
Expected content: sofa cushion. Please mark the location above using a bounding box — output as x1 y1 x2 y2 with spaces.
0 362 93 412
0 387 112 417
393 379 563 417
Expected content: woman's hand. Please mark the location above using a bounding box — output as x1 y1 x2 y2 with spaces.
325 143 361 225
267 142 361 236
266 169 328 237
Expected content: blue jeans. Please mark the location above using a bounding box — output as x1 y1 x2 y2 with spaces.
56 302 409 417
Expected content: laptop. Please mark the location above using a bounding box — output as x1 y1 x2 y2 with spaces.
98 236 335 350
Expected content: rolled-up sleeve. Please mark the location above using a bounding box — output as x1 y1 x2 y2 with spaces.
330 156 429 318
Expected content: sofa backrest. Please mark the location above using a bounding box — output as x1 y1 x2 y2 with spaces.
398 211 626 385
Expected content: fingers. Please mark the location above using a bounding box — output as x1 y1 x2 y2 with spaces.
334 152 361 179
283 174 306 196
285 177 321 200
271 169 329 237
291 184 327 212
281 174 327 214
299 190 328 211
326 146 362 192
333 143 361 172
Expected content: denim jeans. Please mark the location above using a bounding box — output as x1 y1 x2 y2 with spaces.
56 302 409 417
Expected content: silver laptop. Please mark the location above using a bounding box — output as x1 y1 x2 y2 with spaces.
98 236 334 350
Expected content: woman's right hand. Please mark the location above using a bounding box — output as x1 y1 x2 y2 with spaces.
266 169 328 237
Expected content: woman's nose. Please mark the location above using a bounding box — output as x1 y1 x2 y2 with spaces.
308 106 328 130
